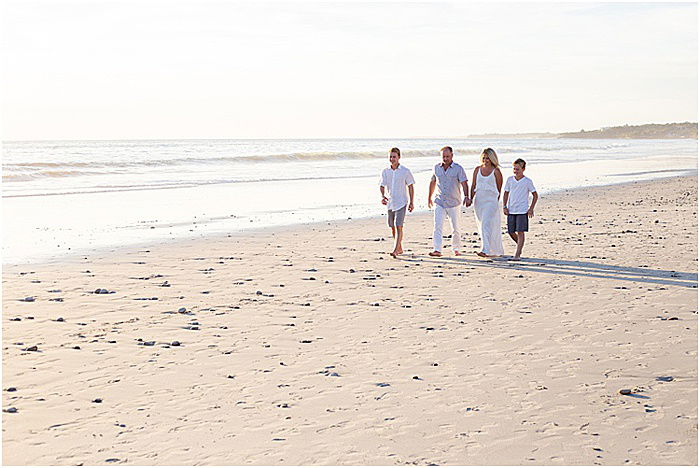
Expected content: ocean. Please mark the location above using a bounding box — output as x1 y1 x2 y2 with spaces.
3 138 697 264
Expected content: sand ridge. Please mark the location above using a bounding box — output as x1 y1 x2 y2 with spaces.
3 177 697 465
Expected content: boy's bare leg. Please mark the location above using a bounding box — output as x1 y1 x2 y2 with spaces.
391 226 404 257
513 231 525 259
508 232 518 243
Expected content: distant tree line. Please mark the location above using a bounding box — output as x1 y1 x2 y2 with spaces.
559 122 697 139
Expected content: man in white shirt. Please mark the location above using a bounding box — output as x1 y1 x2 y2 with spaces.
380 147 415 258
503 158 539 260
427 146 471 257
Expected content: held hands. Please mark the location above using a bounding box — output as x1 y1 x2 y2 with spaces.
503 206 509 215
381 196 388 205
463 196 472 208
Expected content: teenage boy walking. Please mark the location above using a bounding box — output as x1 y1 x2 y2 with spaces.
380 147 415 258
503 158 538 260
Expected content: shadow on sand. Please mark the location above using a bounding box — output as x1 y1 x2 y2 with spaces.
404 256 698 289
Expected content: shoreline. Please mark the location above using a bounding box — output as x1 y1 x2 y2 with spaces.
4 172 697 269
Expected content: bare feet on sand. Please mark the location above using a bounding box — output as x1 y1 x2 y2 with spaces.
428 251 442 257
476 251 488 257
454 251 461 256
390 249 403 258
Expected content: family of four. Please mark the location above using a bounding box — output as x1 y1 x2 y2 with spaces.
379 146 538 260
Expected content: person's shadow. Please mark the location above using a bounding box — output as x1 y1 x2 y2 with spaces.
409 256 697 288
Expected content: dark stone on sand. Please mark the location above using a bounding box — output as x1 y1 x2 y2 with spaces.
171 341 181 347
412 376 422 380
73 346 81 350
6 387 17 392
20 297 35 302
619 388 632 395
227 375 235 379
10 317 21 321
256 290 263 295
178 307 187 313
25 345 38 352
143 341 155 346
349 269 355 273
431 363 438 366
105 458 120 463
668 317 679 321
375 382 391 387
300 340 313 343
56 317 64 322
656 376 674 382
328 372 340 377
4 407 18 413
92 398 103 403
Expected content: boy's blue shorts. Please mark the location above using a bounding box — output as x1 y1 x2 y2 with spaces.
507 213 528 233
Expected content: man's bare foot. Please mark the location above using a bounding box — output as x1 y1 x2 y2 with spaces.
476 251 488 257
454 251 461 256
429 251 442 257
395 248 403 255
510 256 521 261
390 252 397 258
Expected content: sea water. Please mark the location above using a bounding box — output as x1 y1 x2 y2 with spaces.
3 138 697 264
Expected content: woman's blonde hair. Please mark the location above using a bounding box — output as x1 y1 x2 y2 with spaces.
481 147 499 167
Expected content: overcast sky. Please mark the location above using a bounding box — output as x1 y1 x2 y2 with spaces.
2 1 697 140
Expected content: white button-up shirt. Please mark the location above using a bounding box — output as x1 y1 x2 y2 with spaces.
380 165 415 211
434 162 468 208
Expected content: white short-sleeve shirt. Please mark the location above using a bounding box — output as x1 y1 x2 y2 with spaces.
504 175 537 214
380 165 415 211
434 162 468 208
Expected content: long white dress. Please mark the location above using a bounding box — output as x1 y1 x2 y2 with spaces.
473 168 504 256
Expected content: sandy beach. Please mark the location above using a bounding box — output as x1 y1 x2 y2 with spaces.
2 176 697 465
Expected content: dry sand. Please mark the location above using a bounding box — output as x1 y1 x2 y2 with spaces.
3 176 697 465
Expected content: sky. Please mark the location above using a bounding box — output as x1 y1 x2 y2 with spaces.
1 1 697 140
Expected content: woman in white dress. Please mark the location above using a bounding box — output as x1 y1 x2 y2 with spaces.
470 148 504 257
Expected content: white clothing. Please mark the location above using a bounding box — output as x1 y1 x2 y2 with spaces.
380 165 415 211
433 204 461 252
504 175 536 214
433 162 468 208
473 168 504 256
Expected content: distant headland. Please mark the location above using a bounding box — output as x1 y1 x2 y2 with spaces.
469 122 698 139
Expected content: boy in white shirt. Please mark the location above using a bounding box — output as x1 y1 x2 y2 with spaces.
380 147 415 258
502 158 538 260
